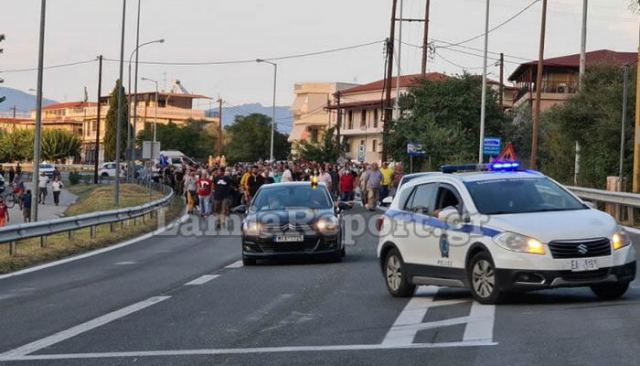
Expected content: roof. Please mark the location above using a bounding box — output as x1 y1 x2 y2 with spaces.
42 101 97 110
509 49 637 81
340 72 448 95
0 117 32 124
99 92 211 101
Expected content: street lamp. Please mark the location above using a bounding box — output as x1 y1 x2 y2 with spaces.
141 77 159 161
256 59 277 162
126 38 164 180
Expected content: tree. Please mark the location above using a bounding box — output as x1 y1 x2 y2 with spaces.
103 80 130 162
41 129 81 161
385 74 507 170
540 64 637 188
294 126 340 162
224 113 290 162
0 128 33 161
136 119 217 161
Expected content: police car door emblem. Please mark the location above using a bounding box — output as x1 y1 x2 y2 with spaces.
577 244 588 255
439 235 449 258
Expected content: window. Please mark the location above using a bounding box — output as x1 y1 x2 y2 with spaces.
373 109 379 128
404 183 437 215
347 110 353 129
434 186 462 215
372 139 377 152
360 109 367 127
310 128 319 143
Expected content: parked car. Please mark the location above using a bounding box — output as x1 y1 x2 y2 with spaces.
98 162 125 178
39 163 55 178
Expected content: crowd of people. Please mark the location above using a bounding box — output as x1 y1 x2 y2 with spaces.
151 159 406 229
0 163 38 226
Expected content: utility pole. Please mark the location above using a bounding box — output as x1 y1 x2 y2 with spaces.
131 0 142 180
217 98 223 157
382 0 398 162
579 0 588 88
632 25 640 192
94 55 103 184
394 0 404 118
619 65 629 191
115 0 126 207
478 0 490 164
335 91 342 152
499 53 504 108
530 0 548 170
421 0 431 76
31 0 46 222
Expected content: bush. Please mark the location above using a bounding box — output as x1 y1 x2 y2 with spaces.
69 171 81 185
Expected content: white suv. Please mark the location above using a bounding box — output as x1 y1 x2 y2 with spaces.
377 163 636 304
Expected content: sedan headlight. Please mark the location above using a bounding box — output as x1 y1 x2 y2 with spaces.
493 232 545 255
612 227 631 250
316 216 339 235
242 221 262 236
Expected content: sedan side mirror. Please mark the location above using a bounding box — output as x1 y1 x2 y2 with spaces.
231 205 247 214
337 202 352 211
381 196 393 207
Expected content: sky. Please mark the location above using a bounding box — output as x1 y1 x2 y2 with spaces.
1 0 638 128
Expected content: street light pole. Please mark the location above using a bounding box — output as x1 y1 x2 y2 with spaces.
31 0 46 222
256 59 277 161
478 0 490 164
126 38 164 181
141 77 159 159
114 0 127 207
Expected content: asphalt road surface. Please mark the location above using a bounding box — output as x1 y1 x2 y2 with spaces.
0 208 639 365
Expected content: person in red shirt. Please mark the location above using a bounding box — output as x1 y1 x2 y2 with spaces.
195 174 213 217
0 198 9 228
339 170 355 202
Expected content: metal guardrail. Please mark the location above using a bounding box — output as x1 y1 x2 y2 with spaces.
0 183 175 255
567 186 640 208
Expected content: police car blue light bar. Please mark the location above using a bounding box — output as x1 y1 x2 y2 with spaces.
488 160 521 171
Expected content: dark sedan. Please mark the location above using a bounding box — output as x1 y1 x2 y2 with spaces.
236 182 349 265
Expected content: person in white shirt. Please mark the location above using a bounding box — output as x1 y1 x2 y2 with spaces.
38 172 49 204
51 176 64 206
281 165 293 182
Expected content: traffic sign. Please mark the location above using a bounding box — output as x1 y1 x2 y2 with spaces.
483 137 501 156
357 144 365 162
407 142 426 157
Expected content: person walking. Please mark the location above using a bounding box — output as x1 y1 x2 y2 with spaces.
21 190 32 223
184 171 197 215
380 162 393 200
364 163 383 211
51 176 64 206
196 173 213 217
0 197 9 228
339 169 355 202
38 172 49 204
213 168 234 229
281 164 293 182
247 165 265 202
359 163 370 207
8 167 15 185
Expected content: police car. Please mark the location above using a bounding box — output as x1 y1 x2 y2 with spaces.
377 161 637 304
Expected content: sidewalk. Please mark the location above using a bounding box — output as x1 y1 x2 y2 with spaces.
4 183 78 226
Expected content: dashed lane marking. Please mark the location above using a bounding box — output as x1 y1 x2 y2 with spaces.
184 275 220 286
225 260 243 269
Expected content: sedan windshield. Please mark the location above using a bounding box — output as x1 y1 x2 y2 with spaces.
251 185 332 211
464 177 586 215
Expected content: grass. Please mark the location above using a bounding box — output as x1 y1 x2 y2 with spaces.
0 185 183 274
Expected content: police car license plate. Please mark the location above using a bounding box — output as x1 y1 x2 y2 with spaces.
570 258 599 272
275 234 304 243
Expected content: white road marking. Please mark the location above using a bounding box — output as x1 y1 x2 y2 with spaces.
184 275 220 286
382 286 496 347
623 226 640 235
225 260 243 269
0 340 497 361
0 214 190 281
0 296 170 359
114 261 136 266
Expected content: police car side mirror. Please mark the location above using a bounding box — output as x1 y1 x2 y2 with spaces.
437 207 462 226
381 196 393 207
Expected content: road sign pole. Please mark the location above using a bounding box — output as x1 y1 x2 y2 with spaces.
410 155 414 174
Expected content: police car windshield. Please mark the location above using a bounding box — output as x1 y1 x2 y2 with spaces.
251 185 332 211
464 177 586 215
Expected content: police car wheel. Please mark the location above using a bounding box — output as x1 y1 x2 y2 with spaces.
590 281 630 300
384 248 416 297
468 252 503 304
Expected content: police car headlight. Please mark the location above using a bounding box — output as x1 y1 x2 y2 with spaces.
494 232 545 255
316 217 339 234
612 228 631 250
243 221 262 236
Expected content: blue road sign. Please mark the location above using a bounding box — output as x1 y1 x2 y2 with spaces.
483 137 501 156
407 142 426 157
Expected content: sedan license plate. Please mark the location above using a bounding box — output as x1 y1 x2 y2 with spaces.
570 258 599 272
274 234 304 243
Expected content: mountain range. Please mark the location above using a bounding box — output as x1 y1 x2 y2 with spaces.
0 86 58 115
208 103 292 133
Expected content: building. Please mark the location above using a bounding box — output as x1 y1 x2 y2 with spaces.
328 72 447 163
288 82 359 148
508 49 637 111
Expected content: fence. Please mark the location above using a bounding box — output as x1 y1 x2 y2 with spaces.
567 186 640 226
0 183 174 255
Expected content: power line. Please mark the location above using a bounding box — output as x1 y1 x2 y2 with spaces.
435 50 486 71
439 0 541 49
0 58 96 74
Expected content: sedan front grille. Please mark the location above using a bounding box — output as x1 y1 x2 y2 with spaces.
548 238 611 259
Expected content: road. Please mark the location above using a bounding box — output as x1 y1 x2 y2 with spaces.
0 208 639 365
